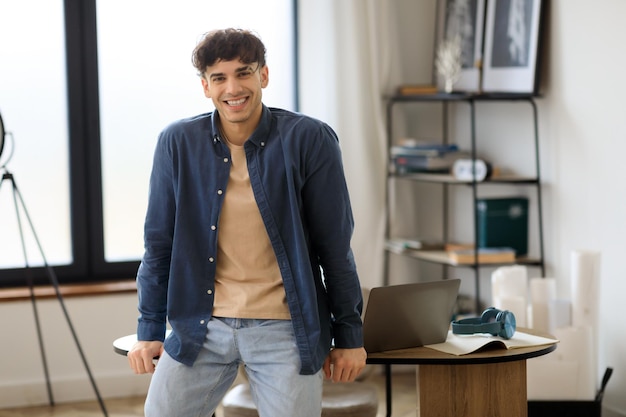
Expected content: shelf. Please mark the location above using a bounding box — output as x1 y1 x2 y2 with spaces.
385 248 543 268
389 172 539 185
387 92 540 102
383 92 546 313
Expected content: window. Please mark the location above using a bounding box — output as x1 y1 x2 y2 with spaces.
97 0 296 262
0 0 296 287
0 1 71 270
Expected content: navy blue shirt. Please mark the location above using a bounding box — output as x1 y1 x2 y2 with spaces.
136 105 364 374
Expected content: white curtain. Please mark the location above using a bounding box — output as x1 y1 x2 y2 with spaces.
298 0 403 289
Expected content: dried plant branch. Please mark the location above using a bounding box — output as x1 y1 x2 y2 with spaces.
436 35 462 92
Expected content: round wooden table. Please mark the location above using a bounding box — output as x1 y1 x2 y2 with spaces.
367 328 557 417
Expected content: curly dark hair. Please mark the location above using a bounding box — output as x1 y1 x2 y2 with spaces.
192 28 267 77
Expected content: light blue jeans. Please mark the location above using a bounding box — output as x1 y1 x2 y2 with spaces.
144 317 323 417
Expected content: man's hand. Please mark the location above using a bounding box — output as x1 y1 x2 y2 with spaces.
127 340 164 374
323 347 367 382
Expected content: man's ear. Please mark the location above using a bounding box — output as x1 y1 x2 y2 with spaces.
260 65 269 88
201 77 211 98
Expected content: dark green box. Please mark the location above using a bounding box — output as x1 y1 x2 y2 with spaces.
476 197 528 256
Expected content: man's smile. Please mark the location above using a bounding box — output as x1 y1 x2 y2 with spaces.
225 97 248 107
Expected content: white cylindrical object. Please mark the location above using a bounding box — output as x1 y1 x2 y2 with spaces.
527 359 579 400
530 277 557 304
553 326 596 400
529 277 557 331
491 265 527 298
491 268 503 302
548 299 572 331
530 303 550 332
570 250 600 399
493 295 527 327
491 266 528 326
570 250 601 329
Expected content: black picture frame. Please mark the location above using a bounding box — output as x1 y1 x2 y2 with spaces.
481 0 545 94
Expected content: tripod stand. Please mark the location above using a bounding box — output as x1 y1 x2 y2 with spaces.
0 169 108 417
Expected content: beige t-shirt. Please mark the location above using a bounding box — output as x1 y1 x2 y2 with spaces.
212 139 290 319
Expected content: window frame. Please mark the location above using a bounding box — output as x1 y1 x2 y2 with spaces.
0 0 298 288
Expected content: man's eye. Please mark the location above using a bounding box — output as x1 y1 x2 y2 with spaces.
238 71 252 78
212 76 225 83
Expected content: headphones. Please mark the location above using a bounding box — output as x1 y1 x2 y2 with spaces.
452 307 516 339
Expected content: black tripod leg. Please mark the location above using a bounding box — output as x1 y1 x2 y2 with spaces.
41 263 109 417
27 270 55 405
3 172 55 406
6 172 109 417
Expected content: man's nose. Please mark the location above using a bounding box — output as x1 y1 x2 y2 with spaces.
224 77 242 94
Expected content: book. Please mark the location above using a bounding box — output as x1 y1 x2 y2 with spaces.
385 238 445 252
447 247 516 264
392 152 468 173
425 330 559 356
397 84 439 95
444 242 475 251
391 144 467 173
390 143 459 157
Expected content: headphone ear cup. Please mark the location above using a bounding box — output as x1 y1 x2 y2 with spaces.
496 310 516 339
481 307 500 323
495 309 505 323
494 310 507 337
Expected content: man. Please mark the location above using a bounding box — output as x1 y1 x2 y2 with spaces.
127 28 366 417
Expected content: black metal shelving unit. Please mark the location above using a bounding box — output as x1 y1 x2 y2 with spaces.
383 92 546 313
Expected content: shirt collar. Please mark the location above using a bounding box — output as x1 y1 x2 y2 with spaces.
210 105 271 148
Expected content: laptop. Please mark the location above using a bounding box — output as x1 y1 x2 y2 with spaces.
363 279 460 353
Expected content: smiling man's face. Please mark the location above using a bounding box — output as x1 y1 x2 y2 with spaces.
201 59 268 131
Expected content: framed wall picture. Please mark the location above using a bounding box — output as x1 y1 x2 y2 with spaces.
481 0 545 94
436 0 486 93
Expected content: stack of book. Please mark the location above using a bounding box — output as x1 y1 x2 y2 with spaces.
447 247 516 265
385 238 445 253
391 143 468 174
396 84 439 95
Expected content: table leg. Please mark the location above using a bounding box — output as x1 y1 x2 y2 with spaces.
385 364 393 417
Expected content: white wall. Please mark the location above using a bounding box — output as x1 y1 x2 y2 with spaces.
543 2 626 414
0 294 151 408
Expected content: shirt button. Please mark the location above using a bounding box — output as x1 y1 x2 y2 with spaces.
223 157 229 163
211 225 216 231
217 189 223 195
260 141 265 147
208 257 214 262
200 319 205 324
207 289 213 295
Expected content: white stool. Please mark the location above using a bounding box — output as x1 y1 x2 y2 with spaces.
222 379 379 417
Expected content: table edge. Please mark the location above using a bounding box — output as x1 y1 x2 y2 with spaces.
367 343 556 365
